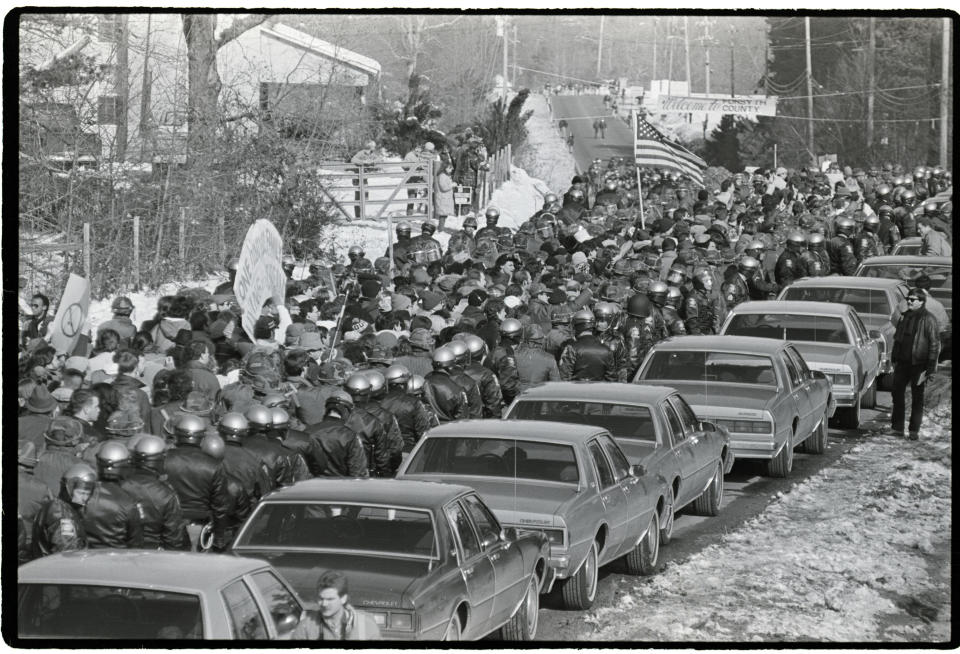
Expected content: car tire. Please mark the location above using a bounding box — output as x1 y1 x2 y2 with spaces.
805 414 828 454
560 541 599 610
623 511 660 576
692 463 724 516
660 485 676 546
767 433 793 478
837 393 862 429
861 380 877 409
443 612 462 640
499 575 539 640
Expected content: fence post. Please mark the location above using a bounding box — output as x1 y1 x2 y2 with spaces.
506 144 512 181
179 207 186 276
132 215 140 290
217 212 225 263
83 222 91 279
359 166 366 220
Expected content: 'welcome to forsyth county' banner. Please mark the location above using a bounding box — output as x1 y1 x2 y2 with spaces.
655 94 778 117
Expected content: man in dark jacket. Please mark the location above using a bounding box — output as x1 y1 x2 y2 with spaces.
489 319 522 404
380 365 434 451
306 392 368 477
121 435 191 550
515 324 561 392
559 310 617 381
343 374 396 477
32 463 96 558
180 341 221 403
84 442 144 550
453 333 503 418
890 289 941 440
446 341 484 419
423 347 470 423
18 441 53 562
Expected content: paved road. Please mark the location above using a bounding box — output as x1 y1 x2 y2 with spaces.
550 94 634 173
530 389 900 640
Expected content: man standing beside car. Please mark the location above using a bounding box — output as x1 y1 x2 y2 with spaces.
293 570 381 640
890 289 941 440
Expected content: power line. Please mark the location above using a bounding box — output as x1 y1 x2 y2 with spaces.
777 82 940 101
774 114 943 123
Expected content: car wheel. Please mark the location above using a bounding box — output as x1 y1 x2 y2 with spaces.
623 510 660 576
499 575 539 640
659 485 676 545
861 380 877 409
805 413 828 454
837 393 862 429
560 541 599 610
767 433 793 478
692 463 723 516
443 612 462 640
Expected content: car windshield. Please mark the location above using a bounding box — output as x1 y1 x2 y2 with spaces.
18 583 202 639
782 287 891 315
724 314 851 344
235 503 437 558
509 401 655 442
640 351 778 386
405 437 580 484
860 264 953 290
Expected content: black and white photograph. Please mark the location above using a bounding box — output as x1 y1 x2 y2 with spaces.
9 7 953 645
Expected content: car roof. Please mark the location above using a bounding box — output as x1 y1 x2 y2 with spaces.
515 381 675 404
261 477 472 507
18 551 270 588
729 300 851 316
648 335 786 355
427 418 607 443
859 255 952 266
786 276 905 290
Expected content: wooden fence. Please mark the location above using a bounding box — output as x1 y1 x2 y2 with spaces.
477 144 512 209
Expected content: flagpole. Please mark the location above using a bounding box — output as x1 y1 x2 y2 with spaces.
633 109 646 230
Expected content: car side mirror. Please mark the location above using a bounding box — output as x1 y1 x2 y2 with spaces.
868 329 882 341
631 463 647 477
502 527 519 542
699 420 717 433
811 370 827 381
275 611 302 637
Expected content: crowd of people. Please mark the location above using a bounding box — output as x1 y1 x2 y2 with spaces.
17 155 951 614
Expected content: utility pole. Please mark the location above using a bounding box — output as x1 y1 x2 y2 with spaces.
729 24 735 97
941 17 950 168
866 17 875 149
512 22 518 87
667 18 674 95
703 18 712 95
115 14 129 159
805 16 816 162
652 17 658 83
683 16 691 92
597 15 605 78
498 16 508 103
139 14 153 161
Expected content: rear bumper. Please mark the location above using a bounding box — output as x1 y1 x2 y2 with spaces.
729 437 778 460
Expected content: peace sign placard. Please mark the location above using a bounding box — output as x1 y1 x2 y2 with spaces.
50 274 90 355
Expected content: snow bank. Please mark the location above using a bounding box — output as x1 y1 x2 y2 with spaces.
515 93 578 195
579 403 953 643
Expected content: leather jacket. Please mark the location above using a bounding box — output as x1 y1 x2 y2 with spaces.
32 496 87 558
423 370 470 423
559 333 618 381
515 344 562 392
380 388 434 451
683 289 717 336
490 342 521 403
827 234 859 275
892 307 941 375
307 416 369 477
463 361 504 418
83 480 144 550
451 369 484 419
121 468 191 550
164 444 231 548
346 405 396 477
242 433 294 489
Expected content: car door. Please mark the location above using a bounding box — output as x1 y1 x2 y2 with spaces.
781 346 815 438
849 311 879 386
247 570 304 640
220 579 269 640
585 438 632 562
597 434 651 540
660 399 700 508
461 493 526 627
787 344 828 422
666 395 714 500
444 500 496 636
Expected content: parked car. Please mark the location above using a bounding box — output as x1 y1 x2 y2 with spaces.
777 276 909 386
719 301 880 429
632 335 835 478
890 237 922 256
231 478 548 640
18 551 305 640
504 382 732 545
396 420 667 610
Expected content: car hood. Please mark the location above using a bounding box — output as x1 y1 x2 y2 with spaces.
650 381 779 415
232 549 427 609
791 342 855 366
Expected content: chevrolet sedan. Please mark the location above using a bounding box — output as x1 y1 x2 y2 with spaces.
504 382 732 545
231 478 548 640
18 551 305 640
855 255 952 323
397 420 668 611
633 336 835 478
720 301 881 429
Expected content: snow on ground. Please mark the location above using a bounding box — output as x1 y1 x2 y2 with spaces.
515 93 578 195
578 402 953 643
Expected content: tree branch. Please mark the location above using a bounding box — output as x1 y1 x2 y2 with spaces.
215 14 271 49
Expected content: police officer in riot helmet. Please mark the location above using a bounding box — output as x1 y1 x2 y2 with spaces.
305 391 369 477
801 233 830 277
215 412 271 516
775 231 809 287
343 373 396 478
828 217 859 276
32 463 97 558
490 318 523 404
453 333 505 418
855 215 883 260
724 257 756 308
684 269 720 335
379 364 434 452
424 347 471 423
84 441 144 550
594 302 629 382
445 341 484 419
121 435 191 550
558 310 618 381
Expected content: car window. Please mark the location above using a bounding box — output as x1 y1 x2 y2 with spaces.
781 350 803 388
641 351 777 386
249 571 302 636
446 502 481 560
724 313 851 345
783 286 891 316
509 400 656 442
849 312 869 342
785 345 812 378
404 436 579 484
597 434 632 481
462 494 502 549
668 395 701 433
221 580 268 640
661 401 685 445
587 440 616 489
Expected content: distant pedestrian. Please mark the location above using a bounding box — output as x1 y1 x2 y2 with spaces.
434 161 455 233
593 118 606 139
566 133 575 153
890 288 941 440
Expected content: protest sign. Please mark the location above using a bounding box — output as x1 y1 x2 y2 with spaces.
49 273 90 354
234 219 286 341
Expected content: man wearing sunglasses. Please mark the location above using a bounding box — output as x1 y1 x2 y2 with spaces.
890 289 941 440
21 294 52 347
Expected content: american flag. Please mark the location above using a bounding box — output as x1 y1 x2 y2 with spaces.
634 114 706 187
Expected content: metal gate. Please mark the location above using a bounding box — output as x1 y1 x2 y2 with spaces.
315 161 434 221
